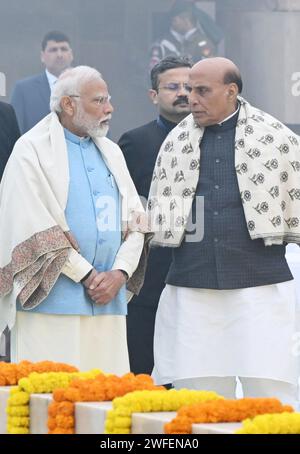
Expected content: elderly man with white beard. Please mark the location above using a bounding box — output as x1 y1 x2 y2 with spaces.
0 66 148 374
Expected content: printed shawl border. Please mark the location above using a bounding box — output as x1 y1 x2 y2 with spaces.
0 225 71 309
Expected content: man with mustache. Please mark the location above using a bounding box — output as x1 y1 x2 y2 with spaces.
118 56 192 375
11 31 74 134
0 66 148 373
149 57 300 406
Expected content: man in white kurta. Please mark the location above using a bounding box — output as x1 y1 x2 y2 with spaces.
0 66 148 374
149 58 300 407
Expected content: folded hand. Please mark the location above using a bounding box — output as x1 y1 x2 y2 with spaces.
85 270 127 305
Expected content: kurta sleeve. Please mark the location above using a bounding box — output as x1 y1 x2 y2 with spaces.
61 249 93 283
111 231 144 278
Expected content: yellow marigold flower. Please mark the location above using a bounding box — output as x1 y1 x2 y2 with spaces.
18 370 100 394
6 369 100 435
7 426 29 434
117 429 131 434
114 417 132 428
7 416 30 428
8 390 29 406
76 369 103 380
105 389 222 434
236 412 300 434
105 420 115 433
6 406 29 417
82 368 104 377
114 407 131 417
9 386 20 394
18 378 35 394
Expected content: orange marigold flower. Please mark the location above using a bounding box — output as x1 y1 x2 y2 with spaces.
53 389 68 402
56 415 75 429
48 372 162 434
164 398 294 434
57 402 75 416
63 388 82 402
47 417 57 431
49 428 75 435
48 402 60 417
0 363 18 385
0 360 78 386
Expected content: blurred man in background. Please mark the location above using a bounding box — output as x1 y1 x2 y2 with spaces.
0 101 20 180
150 0 222 69
11 30 73 133
0 100 20 360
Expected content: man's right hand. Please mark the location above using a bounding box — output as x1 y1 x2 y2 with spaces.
81 268 98 289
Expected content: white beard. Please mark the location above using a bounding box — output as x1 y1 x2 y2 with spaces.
73 105 110 138
88 124 109 138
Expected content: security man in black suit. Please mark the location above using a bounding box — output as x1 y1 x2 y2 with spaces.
118 56 192 374
11 31 73 134
149 0 222 70
0 101 20 181
0 100 19 359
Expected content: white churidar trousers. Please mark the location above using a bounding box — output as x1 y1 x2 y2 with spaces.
11 312 130 375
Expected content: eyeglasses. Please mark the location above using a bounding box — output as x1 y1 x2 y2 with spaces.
157 83 192 93
69 94 112 106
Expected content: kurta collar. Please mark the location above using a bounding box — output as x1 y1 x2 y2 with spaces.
206 106 240 133
64 128 91 145
157 115 177 134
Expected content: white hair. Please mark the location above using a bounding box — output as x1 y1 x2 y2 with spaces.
50 65 103 113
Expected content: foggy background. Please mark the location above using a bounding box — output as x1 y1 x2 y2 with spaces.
0 0 300 140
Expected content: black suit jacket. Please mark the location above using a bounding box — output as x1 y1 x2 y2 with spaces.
118 119 173 308
119 119 174 373
0 102 20 180
11 72 51 134
118 120 168 199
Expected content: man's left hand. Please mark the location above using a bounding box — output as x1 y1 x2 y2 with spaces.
86 270 127 305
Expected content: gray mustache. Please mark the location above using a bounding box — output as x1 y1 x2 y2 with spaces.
100 116 112 122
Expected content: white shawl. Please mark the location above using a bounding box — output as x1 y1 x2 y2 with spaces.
148 97 300 247
0 113 148 334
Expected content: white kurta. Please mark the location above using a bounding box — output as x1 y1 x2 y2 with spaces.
152 281 300 386
286 244 300 305
0 112 146 335
11 312 129 375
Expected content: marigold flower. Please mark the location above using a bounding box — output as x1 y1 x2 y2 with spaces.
8 416 30 428
57 402 74 416
7 426 29 435
52 389 67 403
48 372 163 434
47 417 57 431
0 363 18 385
56 415 74 429
48 402 60 417
165 398 294 434
236 412 300 434
0 360 78 386
6 366 100 435
49 427 75 434
8 391 29 406
6 405 29 417
105 389 222 434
